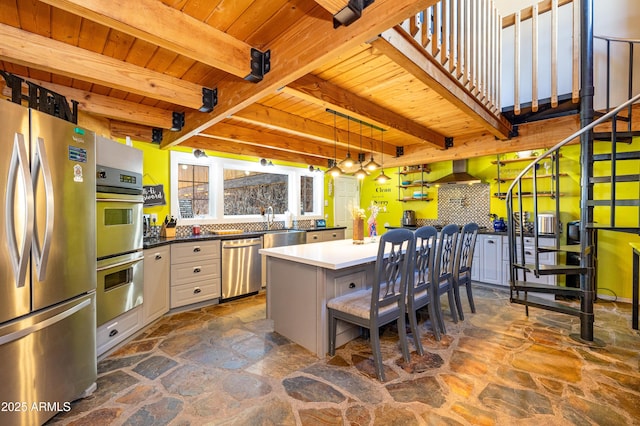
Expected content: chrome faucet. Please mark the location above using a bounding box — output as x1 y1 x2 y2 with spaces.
265 206 275 230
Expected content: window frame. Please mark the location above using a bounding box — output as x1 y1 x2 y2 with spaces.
170 151 324 225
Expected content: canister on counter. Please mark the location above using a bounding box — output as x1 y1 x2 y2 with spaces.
192 224 201 235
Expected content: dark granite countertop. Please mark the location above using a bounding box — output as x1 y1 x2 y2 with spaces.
143 226 346 249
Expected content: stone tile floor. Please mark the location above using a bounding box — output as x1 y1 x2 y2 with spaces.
49 286 640 425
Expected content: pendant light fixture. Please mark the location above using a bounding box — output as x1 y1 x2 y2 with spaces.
326 113 343 177
365 126 381 171
376 128 390 183
340 119 354 169
353 122 368 180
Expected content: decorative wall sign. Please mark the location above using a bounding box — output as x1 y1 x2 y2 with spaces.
143 184 166 206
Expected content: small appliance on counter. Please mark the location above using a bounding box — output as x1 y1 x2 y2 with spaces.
402 210 417 226
537 213 557 235
315 219 326 228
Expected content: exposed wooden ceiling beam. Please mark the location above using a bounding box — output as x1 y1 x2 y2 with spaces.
314 0 349 15
39 0 254 79
283 74 447 149
189 135 328 167
110 120 155 142
160 0 440 149
391 114 580 166
200 122 351 160
372 27 512 140
230 104 397 156
0 76 172 129
0 23 204 109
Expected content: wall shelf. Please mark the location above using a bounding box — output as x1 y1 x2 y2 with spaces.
397 165 430 203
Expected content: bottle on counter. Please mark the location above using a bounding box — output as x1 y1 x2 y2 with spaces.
285 210 294 228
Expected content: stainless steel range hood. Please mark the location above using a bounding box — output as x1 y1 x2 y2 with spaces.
432 159 482 185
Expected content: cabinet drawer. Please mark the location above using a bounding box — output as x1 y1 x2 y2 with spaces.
97 306 142 356
171 259 220 286
171 240 220 263
324 229 345 241
307 232 322 243
170 279 221 308
333 271 366 297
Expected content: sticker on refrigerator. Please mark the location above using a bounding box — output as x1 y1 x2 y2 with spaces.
68 145 87 163
73 164 84 182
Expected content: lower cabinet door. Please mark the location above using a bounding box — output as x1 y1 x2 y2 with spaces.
143 246 170 326
479 235 503 285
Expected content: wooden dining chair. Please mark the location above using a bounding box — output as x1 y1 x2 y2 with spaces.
432 224 459 334
453 222 479 320
327 228 415 381
408 226 441 355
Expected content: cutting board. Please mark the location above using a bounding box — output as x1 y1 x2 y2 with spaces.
212 229 244 235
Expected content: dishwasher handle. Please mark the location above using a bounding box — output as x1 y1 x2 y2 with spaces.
222 239 262 249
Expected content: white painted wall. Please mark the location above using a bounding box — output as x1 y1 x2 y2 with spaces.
495 0 640 110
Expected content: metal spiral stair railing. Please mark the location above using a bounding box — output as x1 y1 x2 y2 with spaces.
505 91 640 342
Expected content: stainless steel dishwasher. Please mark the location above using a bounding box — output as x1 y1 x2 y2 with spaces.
221 237 262 301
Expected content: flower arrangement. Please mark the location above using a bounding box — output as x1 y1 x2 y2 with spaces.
350 206 366 220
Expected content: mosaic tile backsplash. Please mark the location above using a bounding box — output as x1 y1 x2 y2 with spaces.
421 184 493 229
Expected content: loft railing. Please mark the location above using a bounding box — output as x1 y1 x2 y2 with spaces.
502 0 580 115
397 0 502 114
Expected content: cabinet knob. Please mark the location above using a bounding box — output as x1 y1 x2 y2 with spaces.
193 247 201 252
488 240 495 244
332 233 336 237
193 267 201 273
193 287 201 294
525 251 532 255
313 235 318 240
109 329 119 337
155 254 162 260
349 282 356 288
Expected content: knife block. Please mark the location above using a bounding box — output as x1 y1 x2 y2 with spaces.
160 223 176 238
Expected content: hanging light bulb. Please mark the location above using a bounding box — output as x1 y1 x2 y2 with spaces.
326 113 343 176
365 125 381 171
376 128 390 183
340 119 354 169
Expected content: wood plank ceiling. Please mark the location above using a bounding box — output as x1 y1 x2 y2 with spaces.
0 0 513 169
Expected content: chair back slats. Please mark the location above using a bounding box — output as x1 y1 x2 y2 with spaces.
374 229 415 312
436 224 459 281
455 223 479 275
413 226 438 295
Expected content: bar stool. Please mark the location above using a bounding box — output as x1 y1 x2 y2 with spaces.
327 228 415 381
408 226 441 356
432 224 459 334
453 222 479 320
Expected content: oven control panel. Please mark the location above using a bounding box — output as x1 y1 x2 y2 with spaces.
96 164 143 194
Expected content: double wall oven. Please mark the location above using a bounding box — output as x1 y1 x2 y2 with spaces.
95 137 144 326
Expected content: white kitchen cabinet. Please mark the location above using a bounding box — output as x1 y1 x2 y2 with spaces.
478 234 503 285
501 236 557 299
471 243 480 281
306 228 346 244
96 305 142 357
143 246 170 326
170 240 221 309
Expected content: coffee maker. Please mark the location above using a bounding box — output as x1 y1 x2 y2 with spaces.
402 210 417 227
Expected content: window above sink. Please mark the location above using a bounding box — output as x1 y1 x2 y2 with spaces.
170 151 324 224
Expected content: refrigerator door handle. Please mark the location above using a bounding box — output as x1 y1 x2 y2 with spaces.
32 137 54 281
0 297 91 346
5 132 34 288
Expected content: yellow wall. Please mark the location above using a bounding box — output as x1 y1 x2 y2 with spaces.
355 142 639 301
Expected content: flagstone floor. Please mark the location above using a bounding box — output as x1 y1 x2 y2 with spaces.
48 285 640 425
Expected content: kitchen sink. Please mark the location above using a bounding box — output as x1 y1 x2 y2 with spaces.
262 229 306 248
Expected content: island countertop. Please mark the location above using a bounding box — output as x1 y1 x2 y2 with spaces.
259 238 381 270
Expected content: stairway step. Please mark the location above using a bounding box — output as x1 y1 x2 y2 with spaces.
590 174 640 184
587 199 640 207
512 280 583 296
593 131 640 143
510 294 582 317
593 151 640 161
585 223 640 234
538 244 581 253
521 263 587 275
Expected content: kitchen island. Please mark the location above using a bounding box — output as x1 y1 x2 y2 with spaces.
260 239 381 358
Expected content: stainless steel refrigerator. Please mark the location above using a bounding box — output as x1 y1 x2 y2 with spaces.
0 101 97 425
